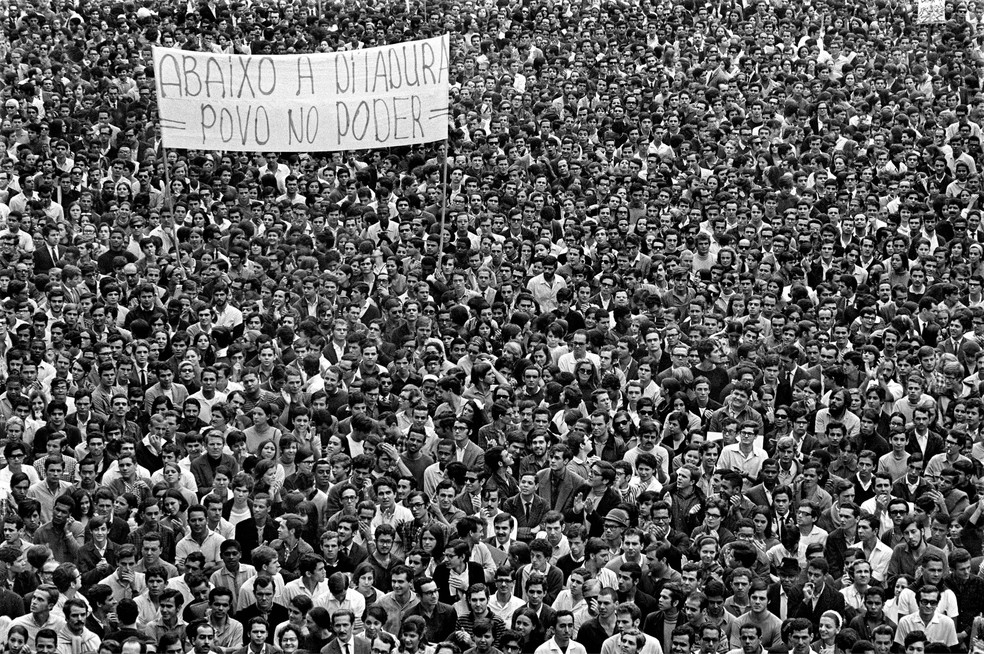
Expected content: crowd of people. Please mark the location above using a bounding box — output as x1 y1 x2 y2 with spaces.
3 0 984 653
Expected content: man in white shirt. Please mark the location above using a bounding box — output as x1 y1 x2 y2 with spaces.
894 585 958 648
534 611 586 654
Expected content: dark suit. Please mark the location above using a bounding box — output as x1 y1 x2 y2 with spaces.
337 542 369 573
433 561 485 605
906 431 945 461
321 636 370 654
456 440 486 470
502 493 549 542
914 317 941 347
404 601 458 643
235 519 279 563
78 541 118 589
577 617 615 653
642 611 672 653
535 468 587 515
235 604 289 642
745 483 775 509
33 245 62 273
515 563 565 605
891 478 930 503
792 582 846 625
767 582 804 621
232 646 282 654
823 527 856 579
619 589 658 623
575 487 622 538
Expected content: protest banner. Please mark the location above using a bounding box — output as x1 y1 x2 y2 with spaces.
152 34 449 152
917 0 945 23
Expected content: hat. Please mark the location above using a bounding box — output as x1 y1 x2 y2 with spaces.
778 557 800 576
604 508 630 529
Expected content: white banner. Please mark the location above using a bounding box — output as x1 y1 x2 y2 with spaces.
917 0 944 22
152 35 450 152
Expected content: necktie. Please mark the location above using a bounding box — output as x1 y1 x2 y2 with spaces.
525 501 531 517
343 643 349 654
140 369 147 387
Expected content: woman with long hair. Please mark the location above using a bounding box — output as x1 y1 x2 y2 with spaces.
3 626 31 654
193 332 218 367
114 493 139 531
252 458 284 506
70 488 95 530
749 506 779 554
464 361 505 407
419 525 447 575
511 607 544 654
25 393 47 446
397 616 431 654
574 360 601 411
161 489 190 534
244 403 283 454
160 462 198 507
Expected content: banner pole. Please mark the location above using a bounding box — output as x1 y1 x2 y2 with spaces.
438 138 449 255
162 146 188 275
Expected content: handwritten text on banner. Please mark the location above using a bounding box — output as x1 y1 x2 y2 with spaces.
152 35 449 152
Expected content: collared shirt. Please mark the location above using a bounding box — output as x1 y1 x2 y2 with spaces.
795 526 828 567
534 638 588 654
26 479 73 523
851 538 894 582
135 593 162 629
99 570 148 603
717 444 768 484
281 577 331 604
10 612 66 645
372 590 418 634
209 617 244 651
895 587 959 619
176 529 226 571
209 564 256 611
488 593 526 625
895 612 958 647
56 626 100 654
317 588 367 633
370 503 413 534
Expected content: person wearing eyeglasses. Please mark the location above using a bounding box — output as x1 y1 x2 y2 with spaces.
895 587 958 649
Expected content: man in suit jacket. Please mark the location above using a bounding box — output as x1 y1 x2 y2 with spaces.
235 504 279 561
536 444 587 515
34 224 63 274
338 540 369 574
235 577 290 644
502 482 549 542
792 558 846 625
766 558 804 621
320 609 369 654
906 421 945 461
432 540 486 605
745 461 780 508
451 418 485 470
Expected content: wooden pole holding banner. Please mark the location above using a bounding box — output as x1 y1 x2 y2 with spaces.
161 146 187 276
437 138 449 255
